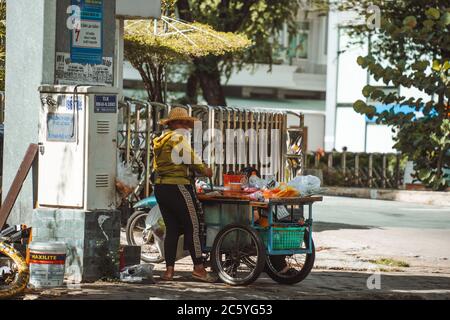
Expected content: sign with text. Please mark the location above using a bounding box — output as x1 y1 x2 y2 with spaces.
95 95 117 113
70 0 103 64
47 113 76 142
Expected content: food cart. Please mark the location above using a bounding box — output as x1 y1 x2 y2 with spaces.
127 188 322 286
198 192 322 286
122 102 313 286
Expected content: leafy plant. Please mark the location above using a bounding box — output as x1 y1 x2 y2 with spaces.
124 6 250 103
175 0 311 105
339 0 450 190
369 258 410 268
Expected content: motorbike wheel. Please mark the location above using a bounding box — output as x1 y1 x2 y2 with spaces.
126 210 164 263
0 241 29 299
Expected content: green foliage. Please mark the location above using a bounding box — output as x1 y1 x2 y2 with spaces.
339 0 450 190
394 118 450 189
123 18 250 102
172 0 317 105
369 258 410 268
125 20 250 60
181 0 304 77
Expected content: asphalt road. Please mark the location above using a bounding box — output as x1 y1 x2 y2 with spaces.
314 196 450 229
311 197 450 272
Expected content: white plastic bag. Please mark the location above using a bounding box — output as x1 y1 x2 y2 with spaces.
145 205 190 262
120 263 155 283
117 160 139 190
145 205 165 235
276 205 290 220
287 175 321 195
116 154 139 201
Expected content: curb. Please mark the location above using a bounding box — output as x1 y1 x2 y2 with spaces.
323 187 450 206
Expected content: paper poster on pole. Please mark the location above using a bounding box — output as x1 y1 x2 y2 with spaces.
55 52 113 85
70 0 103 64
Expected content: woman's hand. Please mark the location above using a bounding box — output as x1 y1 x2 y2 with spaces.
204 167 213 178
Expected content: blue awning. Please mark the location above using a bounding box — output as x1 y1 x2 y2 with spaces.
365 103 437 123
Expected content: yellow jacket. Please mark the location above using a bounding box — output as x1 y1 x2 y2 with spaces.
152 130 206 185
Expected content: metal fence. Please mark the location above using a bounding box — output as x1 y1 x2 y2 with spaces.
305 151 407 189
117 97 306 203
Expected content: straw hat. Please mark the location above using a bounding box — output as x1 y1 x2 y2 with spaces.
159 107 199 127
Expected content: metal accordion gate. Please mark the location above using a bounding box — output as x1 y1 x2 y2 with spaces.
117 98 306 203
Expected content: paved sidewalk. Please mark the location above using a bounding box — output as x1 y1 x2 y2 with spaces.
19 197 450 300
22 268 450 300
21 225 450 300
323 187 450 206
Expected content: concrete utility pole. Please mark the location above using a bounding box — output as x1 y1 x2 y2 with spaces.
4 0 57 226
4 0 161 283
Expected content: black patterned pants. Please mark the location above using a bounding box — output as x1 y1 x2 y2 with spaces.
154 184 205 267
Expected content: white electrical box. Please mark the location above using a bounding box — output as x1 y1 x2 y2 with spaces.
38 85 119 211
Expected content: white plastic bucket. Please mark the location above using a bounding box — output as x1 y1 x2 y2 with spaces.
28 242 67 288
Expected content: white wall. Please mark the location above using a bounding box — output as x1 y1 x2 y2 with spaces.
304 113 325 151
325 9 399 154
324 10 339 151
116 0 161 18
365 124 396 153
287 112 325 152
334 107 366 152
336 29 368 104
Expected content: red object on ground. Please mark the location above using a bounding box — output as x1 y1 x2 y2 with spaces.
119 248 125 272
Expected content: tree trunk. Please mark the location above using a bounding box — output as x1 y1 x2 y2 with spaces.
194 56 227 106
185 73 199 105
177 0 227 106
176 0 194 21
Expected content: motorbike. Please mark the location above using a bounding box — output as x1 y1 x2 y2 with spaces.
125 172 255 264
125 195 165 263
126 193 198 264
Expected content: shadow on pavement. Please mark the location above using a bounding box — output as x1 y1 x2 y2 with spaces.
313 221 376 232
30 269 450 300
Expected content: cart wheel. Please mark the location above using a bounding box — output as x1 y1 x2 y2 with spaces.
211 224 266 286
265 230 315 285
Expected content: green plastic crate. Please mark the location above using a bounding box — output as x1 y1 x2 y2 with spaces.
259 226 306 250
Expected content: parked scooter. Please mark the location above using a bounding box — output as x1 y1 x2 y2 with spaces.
0 225 31 299
126 195 165 263
126 193 194 264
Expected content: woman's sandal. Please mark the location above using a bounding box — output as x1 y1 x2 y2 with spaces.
192 272 217 283
160 273 174 281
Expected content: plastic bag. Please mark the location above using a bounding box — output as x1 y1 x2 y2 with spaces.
287 175 321 196
248 175 265 189
145 205 165 237
116 156 139 198
248 191 264 202
145 205 190 262
120 263 155 283
249 175 279 190
276 205 290 219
